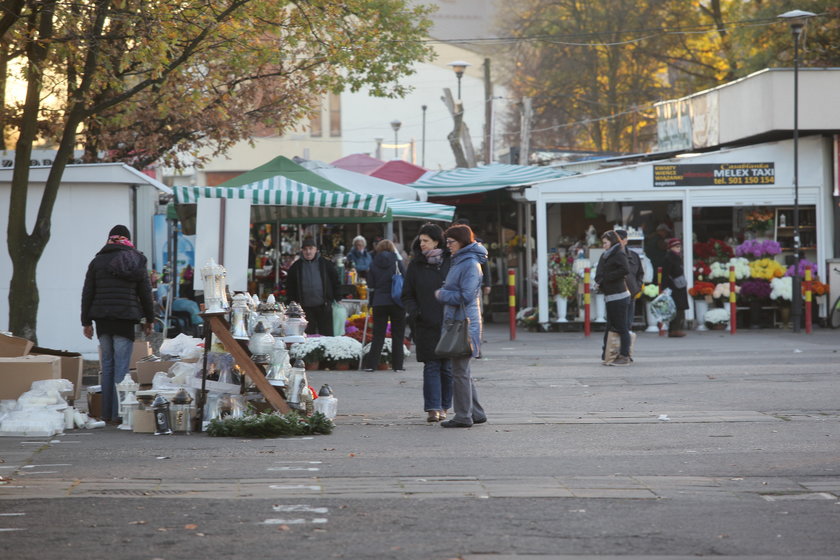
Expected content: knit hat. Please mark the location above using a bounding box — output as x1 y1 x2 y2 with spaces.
301 237 317 248
108 224 131 240
614 228 628 240
667 238 682 249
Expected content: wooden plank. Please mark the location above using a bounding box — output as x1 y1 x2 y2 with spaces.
207 315 290 414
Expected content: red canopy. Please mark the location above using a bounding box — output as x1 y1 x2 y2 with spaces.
331 153 385 175
370 160 428 185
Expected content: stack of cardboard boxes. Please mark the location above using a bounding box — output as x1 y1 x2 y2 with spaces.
0 333 82 403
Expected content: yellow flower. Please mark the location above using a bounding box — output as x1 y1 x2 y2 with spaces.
748 258 785 280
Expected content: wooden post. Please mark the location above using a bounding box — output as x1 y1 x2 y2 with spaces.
205 314 290 414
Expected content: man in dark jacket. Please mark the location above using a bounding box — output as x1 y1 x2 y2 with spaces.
284 237 340 336
81 225 155 423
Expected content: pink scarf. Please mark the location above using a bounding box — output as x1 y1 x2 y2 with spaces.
108 235 135 248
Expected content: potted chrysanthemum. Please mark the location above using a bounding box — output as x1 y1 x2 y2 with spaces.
704 308 730 330
362 338 412 370
320 336 363 370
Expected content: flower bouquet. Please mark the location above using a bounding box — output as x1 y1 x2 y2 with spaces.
688 281 715 300
735 239 782 260
770 276 792 302
710 258 751 281
739 279 772 303
704 307 730 329
693 261 711 282
745 208 774 233
712 282 741 301
694 239 734 262
649 288 677 322
785 259 819 279
641 283 659 301
748 258 785 280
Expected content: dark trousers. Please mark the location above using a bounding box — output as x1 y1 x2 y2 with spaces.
303 304 334 336
671 309 686 332
605 296 631 357
365 304 406 370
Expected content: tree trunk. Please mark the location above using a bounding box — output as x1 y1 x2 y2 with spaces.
8 241 40 343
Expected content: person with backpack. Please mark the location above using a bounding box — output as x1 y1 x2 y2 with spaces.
81 225 154 424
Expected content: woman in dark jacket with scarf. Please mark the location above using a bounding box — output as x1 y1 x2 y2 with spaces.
594 230 631 366
663 238 689 337
402 223 452 422
81 225 155 423
363 239 407 372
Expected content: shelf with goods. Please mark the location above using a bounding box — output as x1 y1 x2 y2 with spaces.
773 206 817 255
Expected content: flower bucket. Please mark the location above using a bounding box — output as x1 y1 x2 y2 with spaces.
644 301 659 333
554 295 569 322
593 293 606 323
693 299 708 331
304 361 320 371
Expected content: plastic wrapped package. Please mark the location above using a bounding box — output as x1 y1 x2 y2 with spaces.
0 408 64 436
151 372 182 391
159 333 204 358
168 361 199 385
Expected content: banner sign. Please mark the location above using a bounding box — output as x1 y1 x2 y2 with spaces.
653 162 775 187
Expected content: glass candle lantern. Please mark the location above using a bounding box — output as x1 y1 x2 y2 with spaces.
201 259 229 313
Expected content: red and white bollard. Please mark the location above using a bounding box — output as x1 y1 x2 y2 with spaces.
508 267 516 340
729 265 737 335
583 267 591 337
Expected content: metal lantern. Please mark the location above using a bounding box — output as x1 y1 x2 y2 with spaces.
265 338 291 387
171 388 193 434
201 258 229 313
248 322 275 364
115 373 139 420
286 359 308 409
119 392 139 431
283 302 308 341
313 384 338 419
229 293 251 340
152 394 173 435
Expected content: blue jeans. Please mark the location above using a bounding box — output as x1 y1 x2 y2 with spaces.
99 333 134 420
422 359 453 412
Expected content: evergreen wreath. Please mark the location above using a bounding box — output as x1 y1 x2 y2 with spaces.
207 411 334 438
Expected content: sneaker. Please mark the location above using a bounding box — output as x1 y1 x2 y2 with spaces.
440 419 472 428
609 355 631 366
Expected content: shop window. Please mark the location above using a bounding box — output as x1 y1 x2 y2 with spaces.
310 108 323 138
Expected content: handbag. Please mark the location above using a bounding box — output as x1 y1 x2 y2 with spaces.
672 275 687 289
434 305 473 359
391 261 404 306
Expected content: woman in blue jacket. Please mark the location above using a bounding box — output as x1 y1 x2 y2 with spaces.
435 224 488 428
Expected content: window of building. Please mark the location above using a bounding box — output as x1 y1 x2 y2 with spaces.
329 93 341 137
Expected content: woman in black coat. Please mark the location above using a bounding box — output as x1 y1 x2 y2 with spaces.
401 223 452 422
663 238 689 337
594 230 631 366
363 239 407 372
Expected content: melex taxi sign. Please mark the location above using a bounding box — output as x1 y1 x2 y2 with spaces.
653 162 775 187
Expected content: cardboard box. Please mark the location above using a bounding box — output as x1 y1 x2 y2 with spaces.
132 409 155 433
134 360 177 385
0 355 61 400
0 333 34 357
87 391 102 420
30 346 83 401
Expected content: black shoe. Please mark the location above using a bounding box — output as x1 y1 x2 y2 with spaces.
440 419 472 428
472 416 487 424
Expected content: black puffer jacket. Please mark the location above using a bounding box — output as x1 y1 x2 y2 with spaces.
81 244 155 325
401 251 450 362
594 245 629 296
284 254 340 306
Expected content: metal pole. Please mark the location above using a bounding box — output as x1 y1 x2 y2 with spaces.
457 76 462 101
421 105 427 167
394 129 399 159
791 27 802 333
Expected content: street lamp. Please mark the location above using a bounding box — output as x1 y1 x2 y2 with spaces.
777 9 815 333
390 119 401 160
447 60 471 99
421 105 427 167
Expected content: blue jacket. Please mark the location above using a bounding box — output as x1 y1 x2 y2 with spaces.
436 242 487 358
346 248 372 273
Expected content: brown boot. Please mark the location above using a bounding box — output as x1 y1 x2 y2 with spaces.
668 331 686 338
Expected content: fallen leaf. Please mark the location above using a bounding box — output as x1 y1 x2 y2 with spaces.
184 524 198 530
128 520 147 525
277 525 290 531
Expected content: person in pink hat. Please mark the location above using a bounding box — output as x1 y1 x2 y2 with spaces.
663 238 688 337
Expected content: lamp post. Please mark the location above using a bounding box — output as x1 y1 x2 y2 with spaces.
447 60 471 100
390 119 401 160
421 105 427 167
778 9 815 333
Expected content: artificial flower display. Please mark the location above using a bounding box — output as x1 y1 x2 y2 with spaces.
770 276 793 301
693 261 711 282
710 258 751 281
704 308 730 326
785 259 819 279
735 239 782 259
748 258 785 280
712 282 741 300
548 252 578 299
739 279 773 302
688 281 715 298
745 208 774 232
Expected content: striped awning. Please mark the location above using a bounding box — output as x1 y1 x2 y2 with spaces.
386 198 455 222
173 179 391 224
409 163 573 197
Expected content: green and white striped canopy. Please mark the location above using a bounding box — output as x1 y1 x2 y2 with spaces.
385 198 455 222
173 177 391 224
409 163 573 197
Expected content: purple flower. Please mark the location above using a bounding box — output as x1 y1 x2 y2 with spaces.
740 279 772 300
735 239 782 259
785 259 818 279
345 325 359 334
